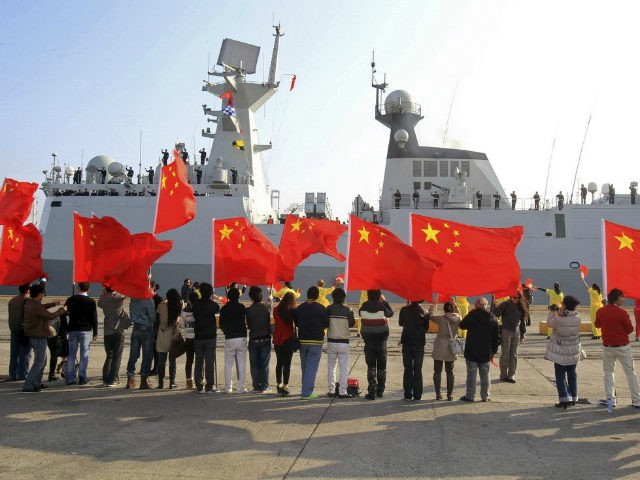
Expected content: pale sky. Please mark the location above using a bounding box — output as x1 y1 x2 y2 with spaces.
2 0 639 221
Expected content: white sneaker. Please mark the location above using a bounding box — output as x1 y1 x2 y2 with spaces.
261 388 273 394
224 387 233 394
238 388 248 393
599 398 616 407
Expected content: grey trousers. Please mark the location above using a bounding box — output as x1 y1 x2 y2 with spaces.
465 360 490 401
499 328 520 379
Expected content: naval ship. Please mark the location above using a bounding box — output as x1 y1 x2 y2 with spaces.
33 27 639 304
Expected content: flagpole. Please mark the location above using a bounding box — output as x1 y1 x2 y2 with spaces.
344 215 352 292
152 164 163 234
601 219 607 296
211 219 216 287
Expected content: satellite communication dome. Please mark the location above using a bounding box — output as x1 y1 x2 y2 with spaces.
587 182 598 194
107 162 124 177
64 166 75 176
86 155 115 173
384 90 413 114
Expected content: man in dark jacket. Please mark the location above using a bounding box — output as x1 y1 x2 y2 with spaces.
98 286 131 387
492 293 527 383
219 287 248 393
399 300 429 401
459 298 500 402
294 286 329 399
359 290 394 400
61 282 98 385
8 283 31 381
192 283 220 393
246 286 273 393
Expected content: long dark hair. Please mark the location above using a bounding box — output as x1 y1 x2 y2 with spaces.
276 292 296 324
592 283 601 295
166 288 182 326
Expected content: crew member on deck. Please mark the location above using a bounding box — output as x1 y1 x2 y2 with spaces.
630 183 637 205
412 190 420 209
556 191 564 210
97 167 107 184
492 192 500 210
394 189 401 209
146 167 154 184
230 167 238 185
510 191 517 210
181 149 189 164
195 168 202 184
533 191 540 210
199 148 207 165
161 149 169 166
608 184 615 204
580 184 587 204
126 167 134 184
431 191 439 209
476 191 482 209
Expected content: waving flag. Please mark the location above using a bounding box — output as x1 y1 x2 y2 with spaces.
0 179 38 225
579 264 589 278
0 223 46 285
278 215 347 281
411 214 523 297
220 90 234 105
106 233 173 299
213 217 281 287
153 151 196 234
73 213 132 282
603 220 640 299
290 74 297 91
346 215 438 301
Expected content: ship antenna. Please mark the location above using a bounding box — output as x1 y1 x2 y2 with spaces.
442 77 460 148
138 130 143 184
268 23 284 86
371 51 388 115
542 136 556 208
569 111 593 204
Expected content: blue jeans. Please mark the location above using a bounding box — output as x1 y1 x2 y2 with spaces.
299 344 322 397
23 338 47 390
465 360 490 401
127 325 154 378
248 338 271 391
9 333 31 381
67 331 92 383
554 363 578 402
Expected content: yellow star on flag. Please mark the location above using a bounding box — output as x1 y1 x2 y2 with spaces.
446 248 453 254
7 227 13 240
358 226 370 243
422 223 440 243
291 219 303 232
615 232 635 251
78 224 84 237
219 224 233 241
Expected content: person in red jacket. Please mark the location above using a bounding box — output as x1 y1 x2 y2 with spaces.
594 288 640 408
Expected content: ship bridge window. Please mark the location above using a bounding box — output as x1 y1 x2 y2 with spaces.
439 160 448 177
461 160 470 177
413 182 421 190
555 214 566 238
51 201 62 207
413 161 422 177
424 160 437 177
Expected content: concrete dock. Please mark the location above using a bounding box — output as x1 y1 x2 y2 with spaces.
1 298 639 479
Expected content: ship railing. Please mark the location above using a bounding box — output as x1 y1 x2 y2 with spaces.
376 102 422 116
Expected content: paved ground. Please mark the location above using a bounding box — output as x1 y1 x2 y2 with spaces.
1 297 640 479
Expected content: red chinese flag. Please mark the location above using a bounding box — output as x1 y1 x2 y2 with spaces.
0 223 46 285
213 217 281 287
220 90 234 106
603 220 640 299
411 214 523 296
73 213 132 283
278 215 347 281
0 179 38 225
105 233 173 299
346 215 438 301
579 264 589 278
153 151 196 234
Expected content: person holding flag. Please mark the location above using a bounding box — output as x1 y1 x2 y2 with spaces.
536 282 564 337
580 277 604 340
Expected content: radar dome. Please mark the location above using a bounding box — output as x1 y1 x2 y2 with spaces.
384 90 413 114
107 162 124 177
86 155 115 173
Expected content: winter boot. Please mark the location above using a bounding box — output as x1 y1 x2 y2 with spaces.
433 373 442 400
140 376 153 390
446 370 455 401
156 377 164 389
376 369 386 397
126 376 136 389
169 375 177 389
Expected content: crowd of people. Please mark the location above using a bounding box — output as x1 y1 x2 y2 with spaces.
6 279 640 410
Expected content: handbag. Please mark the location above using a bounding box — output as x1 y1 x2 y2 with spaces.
283 333 300 352
169 322 186 358
446 320 464 355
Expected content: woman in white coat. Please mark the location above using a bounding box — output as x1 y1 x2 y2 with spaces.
544 295 582 409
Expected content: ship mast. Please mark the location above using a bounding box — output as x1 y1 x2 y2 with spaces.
268 24 284 86
371 51 388 118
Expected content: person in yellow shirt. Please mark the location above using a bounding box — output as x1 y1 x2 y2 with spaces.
581 278 603 339
316 280 335 308
536 282 564 336
455 296 470 338
273 282 301 301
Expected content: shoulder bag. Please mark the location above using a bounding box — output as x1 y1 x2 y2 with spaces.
446 320 464 355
